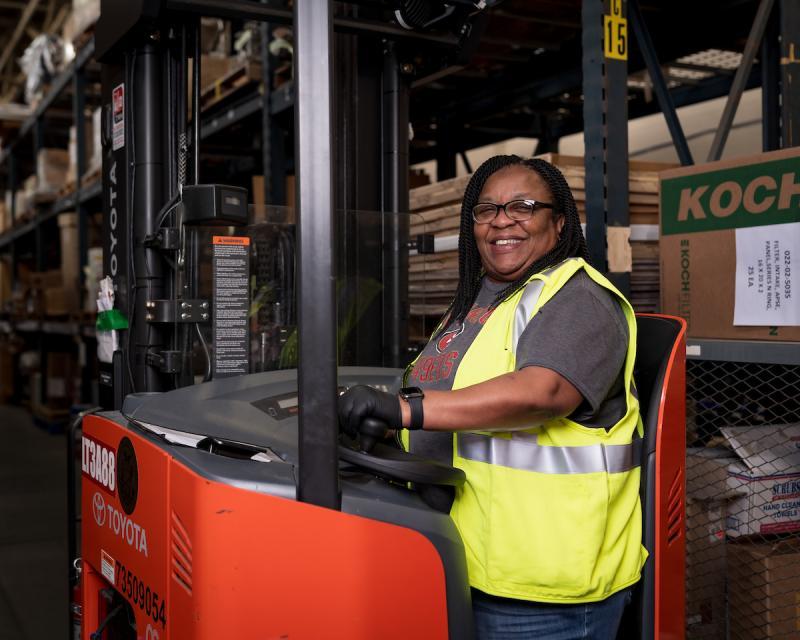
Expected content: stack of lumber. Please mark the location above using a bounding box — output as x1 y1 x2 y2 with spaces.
408 154 673 318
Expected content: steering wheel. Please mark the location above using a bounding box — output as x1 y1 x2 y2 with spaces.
338 418 466 499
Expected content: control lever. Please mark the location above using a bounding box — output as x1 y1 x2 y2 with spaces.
358 417 390 453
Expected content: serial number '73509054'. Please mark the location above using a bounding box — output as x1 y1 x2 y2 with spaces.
117 561 166 629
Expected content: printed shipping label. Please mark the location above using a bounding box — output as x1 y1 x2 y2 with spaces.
734 222 800 326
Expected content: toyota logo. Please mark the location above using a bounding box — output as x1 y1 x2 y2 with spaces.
92 492 106 527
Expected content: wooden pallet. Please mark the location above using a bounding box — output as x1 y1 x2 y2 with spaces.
58 180 77 199
80 165 101 189
29 189 59 205
200 60 263 112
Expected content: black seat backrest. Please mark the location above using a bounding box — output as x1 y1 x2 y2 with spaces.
617 315 684 640
635 316 684 460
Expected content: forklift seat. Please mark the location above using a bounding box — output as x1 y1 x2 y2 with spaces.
618 314 687 640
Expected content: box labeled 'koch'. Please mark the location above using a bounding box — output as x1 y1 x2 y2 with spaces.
660 147 800 340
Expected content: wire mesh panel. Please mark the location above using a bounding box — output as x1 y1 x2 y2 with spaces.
686 357 800 640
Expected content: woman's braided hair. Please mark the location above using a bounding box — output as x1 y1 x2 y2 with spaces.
443 155 588 330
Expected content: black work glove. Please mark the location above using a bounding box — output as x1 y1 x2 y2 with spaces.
337 385 402 439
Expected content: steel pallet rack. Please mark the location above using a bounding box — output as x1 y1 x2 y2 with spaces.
0 37 102 413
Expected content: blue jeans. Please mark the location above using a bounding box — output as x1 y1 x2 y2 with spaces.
472 587 632 640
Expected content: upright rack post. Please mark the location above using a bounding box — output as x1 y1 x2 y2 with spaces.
294 0 340 510
581 0 607 272
382 42 410 368
33 117 46 407
604 0 631 298
761 3 781 151
8 152 16 279
781 0 800 146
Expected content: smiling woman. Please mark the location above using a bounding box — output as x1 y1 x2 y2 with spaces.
472 165 564 283
338 155 645 640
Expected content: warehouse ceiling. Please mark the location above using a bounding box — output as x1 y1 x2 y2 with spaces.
0 0 770 169
404 0 767 164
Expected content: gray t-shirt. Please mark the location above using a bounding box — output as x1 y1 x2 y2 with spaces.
407 271 629 458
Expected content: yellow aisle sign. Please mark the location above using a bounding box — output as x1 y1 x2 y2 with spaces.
604 14 628 60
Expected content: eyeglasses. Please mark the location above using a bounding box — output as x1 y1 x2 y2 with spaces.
472 199 554 224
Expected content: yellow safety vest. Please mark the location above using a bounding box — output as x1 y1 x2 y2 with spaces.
405 257 647 604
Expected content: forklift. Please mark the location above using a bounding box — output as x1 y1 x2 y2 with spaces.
74 1 687 638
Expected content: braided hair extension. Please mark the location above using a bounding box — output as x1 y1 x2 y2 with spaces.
442 155 589 332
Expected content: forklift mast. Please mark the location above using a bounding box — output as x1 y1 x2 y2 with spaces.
97 6 190 407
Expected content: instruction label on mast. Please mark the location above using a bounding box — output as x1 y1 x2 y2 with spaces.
213 236 251 377
112 84 125 150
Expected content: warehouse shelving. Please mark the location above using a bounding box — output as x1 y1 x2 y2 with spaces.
0 35 102 417
0 179 101 250
200 79 293 140
687 338 800 366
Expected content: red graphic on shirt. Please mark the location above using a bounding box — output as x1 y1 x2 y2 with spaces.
466 306 495 325
436 323 464 354
408 351 460 384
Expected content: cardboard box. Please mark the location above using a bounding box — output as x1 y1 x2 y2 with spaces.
58 212 80 288
84 246 103 313
0 258 11 311
67 118 95 186
728 540 800 640
46 351 75 400
686 500 728 639
36 148 69 194
44 286 80 316
687 447 744 502
83 107 102 177
251 174 295 224
686 425 800 539
252 175 264 209
722 424 800 538
0 341 15 402
29 270 63 290
200 54 233 93
660 147 800 341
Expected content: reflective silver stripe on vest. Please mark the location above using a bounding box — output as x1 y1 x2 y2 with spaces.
512 279 545 353
457 432 642 474
510 259 579 353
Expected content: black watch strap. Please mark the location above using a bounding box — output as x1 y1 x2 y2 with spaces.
407 394 424 430
399 387 424 430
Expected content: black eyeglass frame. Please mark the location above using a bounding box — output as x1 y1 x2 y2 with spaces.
471 199 555 224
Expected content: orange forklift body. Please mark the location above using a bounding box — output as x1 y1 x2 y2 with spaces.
81 413 449 639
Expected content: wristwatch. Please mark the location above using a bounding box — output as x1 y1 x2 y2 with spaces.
399 386 425 430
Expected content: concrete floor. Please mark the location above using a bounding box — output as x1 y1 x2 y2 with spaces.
0 405 69 640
